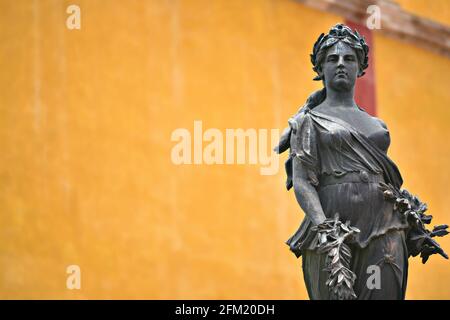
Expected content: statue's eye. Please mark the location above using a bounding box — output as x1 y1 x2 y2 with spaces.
345 55 356 61
327 55 338 62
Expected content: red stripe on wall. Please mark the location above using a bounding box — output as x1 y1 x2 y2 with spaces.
345 21 377 116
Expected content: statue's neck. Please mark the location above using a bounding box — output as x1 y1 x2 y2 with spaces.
322 87 357 109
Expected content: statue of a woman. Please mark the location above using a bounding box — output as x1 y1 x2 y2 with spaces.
275 24 448 300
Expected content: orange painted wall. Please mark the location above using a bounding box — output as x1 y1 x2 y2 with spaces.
0 0 448 299
396 0 449 26
375 34 450 299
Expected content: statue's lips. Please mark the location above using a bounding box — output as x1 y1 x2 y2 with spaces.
335 72 348 78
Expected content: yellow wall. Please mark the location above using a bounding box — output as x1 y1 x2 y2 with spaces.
0 0 449 299
395 0 449 26
375 34 450 299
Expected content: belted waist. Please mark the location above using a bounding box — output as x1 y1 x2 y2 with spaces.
319 171 384 186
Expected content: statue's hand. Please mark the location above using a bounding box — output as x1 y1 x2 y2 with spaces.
379 182 449 264
311 213 360 300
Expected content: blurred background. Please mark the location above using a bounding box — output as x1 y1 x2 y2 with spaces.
0 0 449 299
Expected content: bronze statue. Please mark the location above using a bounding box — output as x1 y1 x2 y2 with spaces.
275 24 448 300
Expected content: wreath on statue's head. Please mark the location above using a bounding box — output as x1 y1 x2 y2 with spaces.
310 23 369 81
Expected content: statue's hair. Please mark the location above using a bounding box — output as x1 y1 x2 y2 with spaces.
311 23 369 81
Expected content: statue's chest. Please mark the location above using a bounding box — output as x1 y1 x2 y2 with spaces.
337 112 381 137
319 109 382 137
314 109 390 152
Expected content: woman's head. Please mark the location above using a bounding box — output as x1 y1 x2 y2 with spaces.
311 24 369 91
320 41 360 92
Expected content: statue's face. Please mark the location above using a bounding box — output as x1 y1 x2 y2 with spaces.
319 41 359 92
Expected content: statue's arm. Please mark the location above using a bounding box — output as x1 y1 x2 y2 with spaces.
292 157 327 226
